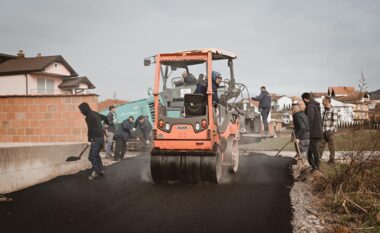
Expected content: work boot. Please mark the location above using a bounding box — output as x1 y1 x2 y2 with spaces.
88 171 99 180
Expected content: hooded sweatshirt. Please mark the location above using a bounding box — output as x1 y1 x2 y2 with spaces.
194 71 221 104
252 90 271 109
304 99 323 138
78 102 109 141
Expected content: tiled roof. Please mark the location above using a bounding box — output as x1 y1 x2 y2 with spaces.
0 53 18 64
328 86 355 96
0 55 78 76
58 76 95 89
311 92 326 98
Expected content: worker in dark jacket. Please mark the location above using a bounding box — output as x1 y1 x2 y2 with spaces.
78 102 109 180
182 71 197 85
301 92 323 172
194 71 222 105
292 103 310 161
105 106 118 158
113 116 134 161
252 86 271 133
135 115 152 144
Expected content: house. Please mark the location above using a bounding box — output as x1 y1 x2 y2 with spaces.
0 50 95 95
334 92 370 103
315 97 355 124
276 96 292 111
270 94 292 112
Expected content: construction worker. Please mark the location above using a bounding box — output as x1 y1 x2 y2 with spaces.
251 86 271 133
105 106 118 158
182 71 197 85
135 115 152 144
319 96 338 164
78 102 109 180
194 71 222 105
113 116 134 161
301 92 323 172
292 102 310 168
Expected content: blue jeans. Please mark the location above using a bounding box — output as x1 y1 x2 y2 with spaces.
88 137 104 174
105 132 114 156
260 108 270 132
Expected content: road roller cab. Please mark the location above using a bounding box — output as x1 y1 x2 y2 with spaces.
144 48 241 183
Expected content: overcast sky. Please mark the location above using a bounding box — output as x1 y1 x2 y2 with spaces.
1 0 379 100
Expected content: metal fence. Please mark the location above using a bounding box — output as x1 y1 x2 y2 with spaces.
338 120 380 130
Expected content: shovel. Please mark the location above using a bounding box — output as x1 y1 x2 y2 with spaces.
275 130 295 157
66 144 89 162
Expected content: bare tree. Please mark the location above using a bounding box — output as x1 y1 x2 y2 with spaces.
358 71 368 93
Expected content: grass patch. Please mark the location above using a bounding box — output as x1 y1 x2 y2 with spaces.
308 137 380 232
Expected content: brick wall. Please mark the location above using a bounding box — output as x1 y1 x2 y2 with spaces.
0 94 98 142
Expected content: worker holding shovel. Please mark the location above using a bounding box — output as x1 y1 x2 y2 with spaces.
78 102 109 180
291 101 310 170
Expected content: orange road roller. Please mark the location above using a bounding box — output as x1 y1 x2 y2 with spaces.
144 48 241 183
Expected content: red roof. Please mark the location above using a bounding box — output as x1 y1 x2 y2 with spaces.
328 86 355 96
98 99 128 112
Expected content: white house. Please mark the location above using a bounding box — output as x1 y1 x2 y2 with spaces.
277 96 292 111
315 97 355 123
0 51 95 95
270 94 292 112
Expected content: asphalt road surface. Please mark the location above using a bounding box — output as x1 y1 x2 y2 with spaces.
1 152 295 233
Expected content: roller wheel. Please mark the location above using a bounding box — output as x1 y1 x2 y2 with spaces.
184 156 201 183
151 155 165 183
164 156 182 181
230 140 239 173
200 146 222 183
151 147 222 184
224 137 239 173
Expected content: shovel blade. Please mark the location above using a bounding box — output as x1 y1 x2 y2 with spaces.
66 156 81 162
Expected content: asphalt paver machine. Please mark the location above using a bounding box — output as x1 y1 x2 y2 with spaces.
144 49 242 183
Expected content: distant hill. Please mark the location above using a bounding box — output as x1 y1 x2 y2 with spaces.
369 89 380 100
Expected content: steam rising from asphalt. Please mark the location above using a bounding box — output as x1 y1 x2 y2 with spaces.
140 162 153 183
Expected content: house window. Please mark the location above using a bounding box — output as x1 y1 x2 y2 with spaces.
37 78 54 94
54 63 58 68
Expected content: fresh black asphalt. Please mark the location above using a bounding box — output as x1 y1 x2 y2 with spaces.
0 152 295 233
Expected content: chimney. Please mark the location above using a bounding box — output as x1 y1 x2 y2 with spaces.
17 50 25 58
37 53 42 57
